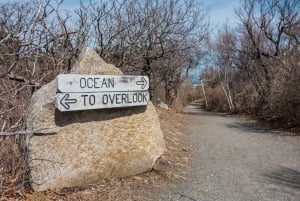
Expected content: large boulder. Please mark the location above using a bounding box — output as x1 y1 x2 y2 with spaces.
26 48 165 191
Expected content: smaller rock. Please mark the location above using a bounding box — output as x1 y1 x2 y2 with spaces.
157 98 169 109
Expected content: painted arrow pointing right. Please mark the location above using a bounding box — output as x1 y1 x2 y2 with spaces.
136 77 148 90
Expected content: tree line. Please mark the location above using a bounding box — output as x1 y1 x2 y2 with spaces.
1 0 299 136
0 0 209 133
201 0 300 128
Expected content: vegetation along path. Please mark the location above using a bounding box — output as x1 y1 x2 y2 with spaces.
160 100 300 201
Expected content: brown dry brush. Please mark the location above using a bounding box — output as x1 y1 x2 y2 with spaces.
269 55 300 126
202 0 300 129
81 0 209 104
0 0 209 196
0 0 84 195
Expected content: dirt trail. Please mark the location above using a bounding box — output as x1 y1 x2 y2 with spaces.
160 100 300 201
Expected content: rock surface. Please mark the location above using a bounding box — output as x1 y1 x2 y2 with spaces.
26 48 165 191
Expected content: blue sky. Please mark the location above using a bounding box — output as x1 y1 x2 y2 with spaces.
3 0 240 29
206 0 240 28
60 0 240 28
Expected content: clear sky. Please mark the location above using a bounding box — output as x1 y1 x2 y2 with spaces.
60 0 240 33
205 0 240 31
3 0 240 29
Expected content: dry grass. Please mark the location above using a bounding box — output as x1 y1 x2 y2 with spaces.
0 136 29 200
1 108 190 200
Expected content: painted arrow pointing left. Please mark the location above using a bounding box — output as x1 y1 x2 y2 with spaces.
60 93 77 110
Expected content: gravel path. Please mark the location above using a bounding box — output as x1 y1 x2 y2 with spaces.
160 100 300 201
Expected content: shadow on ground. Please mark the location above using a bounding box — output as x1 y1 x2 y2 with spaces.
225 122 272 134
263 167 300 190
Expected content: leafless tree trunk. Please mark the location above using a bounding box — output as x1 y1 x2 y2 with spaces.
200 79 208 108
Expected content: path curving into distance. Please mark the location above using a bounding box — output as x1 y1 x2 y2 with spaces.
160 100 300 201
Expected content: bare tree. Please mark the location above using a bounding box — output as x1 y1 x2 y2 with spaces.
0 0 85 132
203 0 300 126
78 0 209 103
235 0 300 113
0 0 86 190
209 25 237 111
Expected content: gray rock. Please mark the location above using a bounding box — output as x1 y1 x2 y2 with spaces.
26 48 165 191
157 98 169 109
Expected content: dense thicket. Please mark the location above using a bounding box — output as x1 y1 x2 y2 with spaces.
0 0 86 191
0 0 208 133
79 0 208 104
201 0 300 127
0 0 84 132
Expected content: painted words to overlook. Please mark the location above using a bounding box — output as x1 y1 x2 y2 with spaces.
80 92 148 106
56 91 149 111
